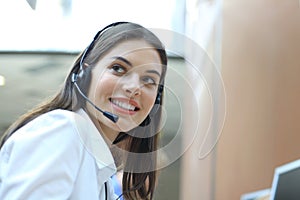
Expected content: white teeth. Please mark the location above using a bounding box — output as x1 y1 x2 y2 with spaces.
112 99 136 111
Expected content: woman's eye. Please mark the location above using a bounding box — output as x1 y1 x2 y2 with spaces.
142 76 157 85
110 64 126 74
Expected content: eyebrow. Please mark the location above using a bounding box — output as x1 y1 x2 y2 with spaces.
146 70 161 78
111 56 161 77
111 56 133 67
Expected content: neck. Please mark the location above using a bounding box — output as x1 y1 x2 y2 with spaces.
85 110 129 169
96 120 120 146
85 110 119 145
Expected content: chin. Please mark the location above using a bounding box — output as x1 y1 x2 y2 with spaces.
115 120 140 132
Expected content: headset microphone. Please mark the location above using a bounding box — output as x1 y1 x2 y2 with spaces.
71 73 119 123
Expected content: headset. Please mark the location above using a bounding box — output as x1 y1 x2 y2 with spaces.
71 22 163 124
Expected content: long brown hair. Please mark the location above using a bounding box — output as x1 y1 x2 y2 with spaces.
0 22 167 200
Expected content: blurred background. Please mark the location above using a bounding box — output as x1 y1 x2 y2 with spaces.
0 0 300 199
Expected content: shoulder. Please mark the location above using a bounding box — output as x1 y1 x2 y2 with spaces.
1 109 88 159
0 110 91 199
12 109 85 141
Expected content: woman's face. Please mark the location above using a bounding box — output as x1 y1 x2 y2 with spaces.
86 39 163 140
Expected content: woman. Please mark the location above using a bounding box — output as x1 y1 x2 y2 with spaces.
0 22 167 200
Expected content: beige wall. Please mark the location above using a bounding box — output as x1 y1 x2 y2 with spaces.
181 0 300 199
215 0 300 199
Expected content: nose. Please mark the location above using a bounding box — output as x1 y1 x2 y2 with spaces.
122 73 142 97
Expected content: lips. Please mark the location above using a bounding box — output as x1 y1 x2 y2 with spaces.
109 98 140 113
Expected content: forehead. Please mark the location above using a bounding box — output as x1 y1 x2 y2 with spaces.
104 40 162 65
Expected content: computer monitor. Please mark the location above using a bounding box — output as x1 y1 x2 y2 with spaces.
270 159 300 200
240 188 270 200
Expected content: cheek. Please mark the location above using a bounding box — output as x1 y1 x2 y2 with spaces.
93 76 117 99
142 91 157 113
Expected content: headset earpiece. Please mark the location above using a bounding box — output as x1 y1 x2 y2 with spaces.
155 85 164 105
139 85 163 127
71 73 78 83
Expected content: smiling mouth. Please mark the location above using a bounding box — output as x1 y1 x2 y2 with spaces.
109 98 140 111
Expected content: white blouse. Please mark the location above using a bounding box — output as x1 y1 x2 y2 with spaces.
0 109 118 200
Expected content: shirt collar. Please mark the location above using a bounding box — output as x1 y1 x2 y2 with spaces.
75 109 116 183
